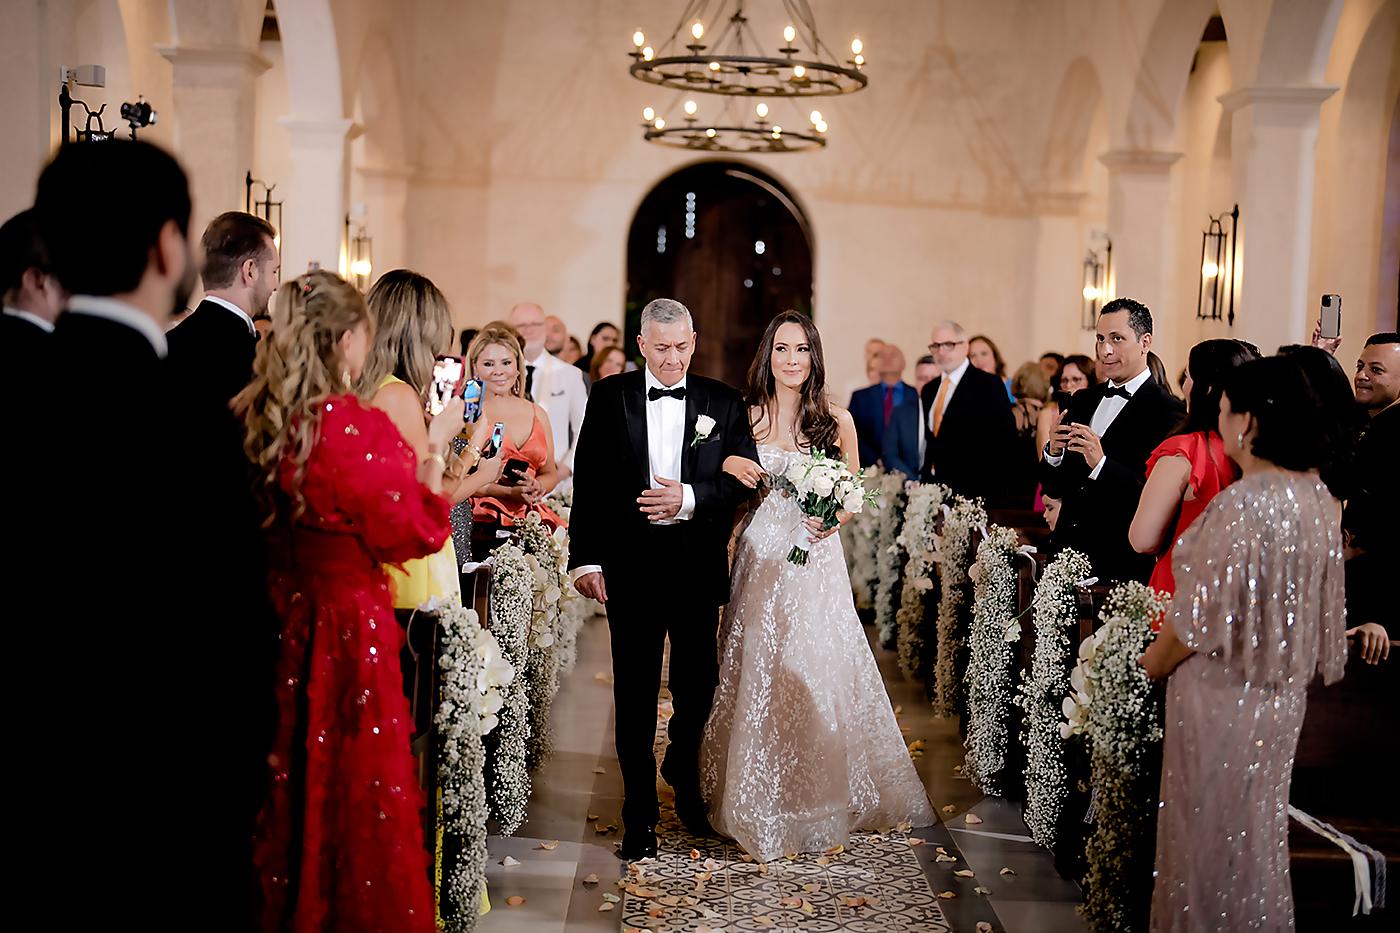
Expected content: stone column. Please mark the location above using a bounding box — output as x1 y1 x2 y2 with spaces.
156 46 270 234
1219 84 1338 353
355 164 413 277
1098 150 1183 319
278 117 354 276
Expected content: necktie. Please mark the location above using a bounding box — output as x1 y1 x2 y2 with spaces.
932 378 951 436
882 384 894 425
1103 383 1132 400
525 363 536 400
648 386 687 402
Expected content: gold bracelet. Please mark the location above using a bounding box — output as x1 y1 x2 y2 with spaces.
424 452 447 471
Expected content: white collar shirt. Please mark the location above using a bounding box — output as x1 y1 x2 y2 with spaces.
201 294 256 334
2 306 54 333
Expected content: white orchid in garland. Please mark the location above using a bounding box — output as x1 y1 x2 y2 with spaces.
963 525 1021 795
931 495 987 718
895 483 950 681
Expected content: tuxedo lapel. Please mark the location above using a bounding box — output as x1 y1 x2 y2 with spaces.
682 381 702 483
622 374 650 490
1100 380 1155 449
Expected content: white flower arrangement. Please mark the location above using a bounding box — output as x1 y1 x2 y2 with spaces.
1012 549 1094 850
769 449 875 565
873 471 910 648
543 485 573 524
895 483 951 681
434 598 513 929
931 495 987 718
513 511 571 773
1072 582 1170 933
484 542 534 835
841 467 883 610
963 525 1022 796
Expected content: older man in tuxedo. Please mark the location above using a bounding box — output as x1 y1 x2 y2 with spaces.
0 208 67 371
919 320 1018 504
1041 298 1184 584
167 211 279 407
511 301 588 480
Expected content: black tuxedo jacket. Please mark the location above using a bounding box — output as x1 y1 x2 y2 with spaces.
1 313 54 379
166 299 258 408
919 365 1018 505
567 370 759 606
1040 377 1185 583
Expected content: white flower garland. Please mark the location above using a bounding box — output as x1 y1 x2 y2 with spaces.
434 599 513 930
1071 582 1170 933
873 471 909 647
1013 549 1094 850
513 512 569 773
841 467 883 610
931 496 987 718
484 542 533 835
895 483 950 681
963 525 1022 796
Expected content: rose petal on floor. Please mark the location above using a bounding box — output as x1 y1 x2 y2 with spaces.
505 896 526 907
964 813 984 824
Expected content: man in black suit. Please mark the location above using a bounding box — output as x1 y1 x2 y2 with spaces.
0 208 67 369
568 298 758 860
919 320 1018 505
850 344 916 470
1041 298 1185 584
167 210 279 407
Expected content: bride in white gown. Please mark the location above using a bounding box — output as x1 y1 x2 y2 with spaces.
699 312 935 862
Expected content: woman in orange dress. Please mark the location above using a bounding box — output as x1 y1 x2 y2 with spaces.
1130 339 1258 612
467 321 566 533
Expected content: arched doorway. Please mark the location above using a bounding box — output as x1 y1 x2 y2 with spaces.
626 161 813 387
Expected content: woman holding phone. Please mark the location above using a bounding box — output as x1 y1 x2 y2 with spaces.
468 321 566 534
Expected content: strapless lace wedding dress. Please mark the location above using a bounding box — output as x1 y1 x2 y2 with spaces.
699 445 935 861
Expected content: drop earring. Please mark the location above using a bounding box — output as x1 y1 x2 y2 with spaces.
1236 432 1245 449
342 367 352 388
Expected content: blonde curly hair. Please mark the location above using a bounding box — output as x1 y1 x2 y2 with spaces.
233 270 371 524
468 321 527 399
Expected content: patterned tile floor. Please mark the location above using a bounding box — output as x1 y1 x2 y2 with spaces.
477 613 1085 933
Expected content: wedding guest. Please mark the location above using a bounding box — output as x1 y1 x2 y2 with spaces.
590 344 627 382
1042 298 1184 584
1039 351 1065 385
19 139 257 923
1276 344 1361 501
913 353 939 392
864 337 886 383
920 320 1018 504
459 326 478 356
562 334 584 365
850 344 914 469
544 313 568 355
469 321 566 540
0 208 65 367
510 302 587 479
576 320 620 375
969 333 1015 401
1008 361 1051 504
1129 339 1258 604
361 270 505 707
1142 355 1347 932
1036 354 1096 458
236 271 463 932
1353 331 1399 418
168 211 279 407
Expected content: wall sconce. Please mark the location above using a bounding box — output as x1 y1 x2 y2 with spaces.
245 171 283 255
1081 235 1112 330
1197 204 1238 325
345 214 373 292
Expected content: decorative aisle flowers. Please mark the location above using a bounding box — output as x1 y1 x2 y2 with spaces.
896 483 951 681
484 542 533 835
435 598 513 931
931 496 987 718
873 470 910 648
963 525 1021 795
841 467 883 610
769 449 874 566
514 511 573 773
1069 582 1170 932
1013 549 1094 850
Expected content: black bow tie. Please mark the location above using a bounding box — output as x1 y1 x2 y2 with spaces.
1103 384 1133 400
648 386 687 402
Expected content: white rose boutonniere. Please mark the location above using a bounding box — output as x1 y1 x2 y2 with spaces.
691 413 718 447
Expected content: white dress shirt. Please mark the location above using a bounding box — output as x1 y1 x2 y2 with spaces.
200 294 256 334
2 306 55 333
1044 365 1152 479
525 348 588 473
65 295 168 358
926 357 971 433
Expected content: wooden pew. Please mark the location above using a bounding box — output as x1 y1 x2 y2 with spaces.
1288 638 1398 928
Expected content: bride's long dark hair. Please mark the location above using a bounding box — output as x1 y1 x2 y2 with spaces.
744 310 840 456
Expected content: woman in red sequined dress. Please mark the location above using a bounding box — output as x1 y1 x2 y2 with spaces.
234 271 466 932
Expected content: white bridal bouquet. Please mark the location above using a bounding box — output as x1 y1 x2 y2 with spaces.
770 449 876 566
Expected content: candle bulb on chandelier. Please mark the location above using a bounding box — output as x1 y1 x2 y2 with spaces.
692 21 704 41
684 99 698 117
653 117 666 130
851 37 863 55
632 30 645 48
642 46 654 61
815 119 828 133
756 102 769 119
642 106 655 122
709 60 721 71
783 25 796 43
809 109 823 125
793 64 807 78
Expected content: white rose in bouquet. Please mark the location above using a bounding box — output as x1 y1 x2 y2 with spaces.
842 489 866 514
812 471 836 497
784 460 807 488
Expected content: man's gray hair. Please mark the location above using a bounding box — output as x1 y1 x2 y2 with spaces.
640 298 694 334
931 320 968 339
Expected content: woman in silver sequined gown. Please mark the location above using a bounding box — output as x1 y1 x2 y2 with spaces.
1142 358 1348 932
699 314 935 862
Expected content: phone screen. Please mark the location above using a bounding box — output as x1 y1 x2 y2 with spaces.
462 379 484 424
481 421 506 461
428 356 467 416
1320 294 1342 340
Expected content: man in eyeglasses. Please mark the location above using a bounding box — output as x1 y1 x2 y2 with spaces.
919 320 1017 505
